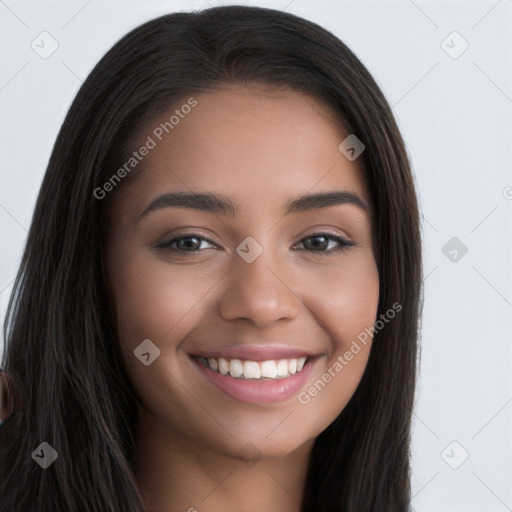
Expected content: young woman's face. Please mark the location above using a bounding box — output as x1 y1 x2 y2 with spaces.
104 84 379 460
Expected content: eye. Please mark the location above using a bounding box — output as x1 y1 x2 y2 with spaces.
155 233 216 253
293 232 355 254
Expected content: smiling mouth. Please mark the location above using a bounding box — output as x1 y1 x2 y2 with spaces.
192 355 311 381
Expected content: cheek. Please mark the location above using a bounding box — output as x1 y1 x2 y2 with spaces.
294 250 379 423
106 250 219 409
302 250 380 349
108 251 212 343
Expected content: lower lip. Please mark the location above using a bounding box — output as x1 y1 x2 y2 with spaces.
190 356 315 404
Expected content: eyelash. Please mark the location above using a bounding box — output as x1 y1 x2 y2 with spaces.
154 231 355 255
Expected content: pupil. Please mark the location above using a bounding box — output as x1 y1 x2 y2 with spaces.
310 236 327 250
180 237 198 250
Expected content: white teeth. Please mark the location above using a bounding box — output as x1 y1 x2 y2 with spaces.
218 357 229 375
198 355 310 380
243 361 261 379
261 360 277 379
276 359 289 377
229 359 243 378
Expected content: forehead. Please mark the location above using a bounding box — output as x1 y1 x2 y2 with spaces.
107 84 368 223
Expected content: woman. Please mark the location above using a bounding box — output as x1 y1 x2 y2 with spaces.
0 5 422 511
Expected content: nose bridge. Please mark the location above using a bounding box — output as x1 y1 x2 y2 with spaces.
218 235 301 326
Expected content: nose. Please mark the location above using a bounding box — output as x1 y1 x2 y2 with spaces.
218 247 302 328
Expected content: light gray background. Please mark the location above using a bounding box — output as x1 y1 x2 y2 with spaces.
1 1 511 510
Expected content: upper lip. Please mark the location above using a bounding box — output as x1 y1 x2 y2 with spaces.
189 344 318 362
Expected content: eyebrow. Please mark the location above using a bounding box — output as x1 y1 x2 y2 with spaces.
137 190 369 222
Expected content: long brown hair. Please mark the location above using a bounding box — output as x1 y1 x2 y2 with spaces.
0 6 422 511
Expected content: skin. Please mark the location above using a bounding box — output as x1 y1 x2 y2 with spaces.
103 84 380 512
